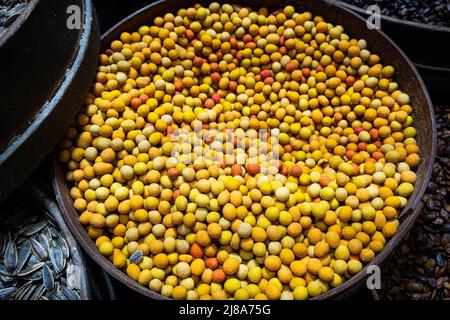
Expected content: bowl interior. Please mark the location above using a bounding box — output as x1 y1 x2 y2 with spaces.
0 0 100 204
0 0 81 153
53 0 436 300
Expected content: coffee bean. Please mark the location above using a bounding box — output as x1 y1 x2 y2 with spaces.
340 1 450 28
378 104 450 300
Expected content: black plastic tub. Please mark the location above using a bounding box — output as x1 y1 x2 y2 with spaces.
0 0 100 204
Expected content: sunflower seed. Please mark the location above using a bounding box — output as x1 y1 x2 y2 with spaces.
4 240 17 271
17 262 44 276
22 269 42 281
52 291 67 300
30 284 45 300
62 286 81 300
21 285 37 300
129 249 143 264
0 265 11 276
14 240 31 274
28 254 39 265
36 234 50 253
20 222 46 237
15 237 27 246
50 245 64 274
14 281 33 300
42 264 54 291
42 227 53 241
49 226 59 238
57 237 70 259
0 286 17 300
14 281 33 297
0 274 15 284
0 1 27 27
30 238 48 261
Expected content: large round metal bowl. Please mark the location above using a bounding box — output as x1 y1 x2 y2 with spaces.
53 0 436 300
0 0 100 204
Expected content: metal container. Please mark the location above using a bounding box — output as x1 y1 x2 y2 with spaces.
0 0 100 204
328 0 450 94
53 0 437 300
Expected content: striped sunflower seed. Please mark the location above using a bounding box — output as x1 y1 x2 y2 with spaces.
20 221 46 237
30 238 48 261
13 281 33 300
36 234 50 254
57 237 70 259
129 249 144 264
30 284 45 300
4 240 17 272
22 269 43 281
14 240 31 275
17 262 45 277
0 286 17 300
62 286 81 300
42 264 54 291
50 245 65 274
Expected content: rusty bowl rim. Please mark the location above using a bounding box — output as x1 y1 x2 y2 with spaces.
53 0 437 300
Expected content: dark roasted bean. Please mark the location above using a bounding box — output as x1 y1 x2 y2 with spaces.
340 0 450 27
378 104 450 300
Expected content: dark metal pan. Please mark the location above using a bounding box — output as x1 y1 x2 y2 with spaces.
0 0 100 203
53 0 436 300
